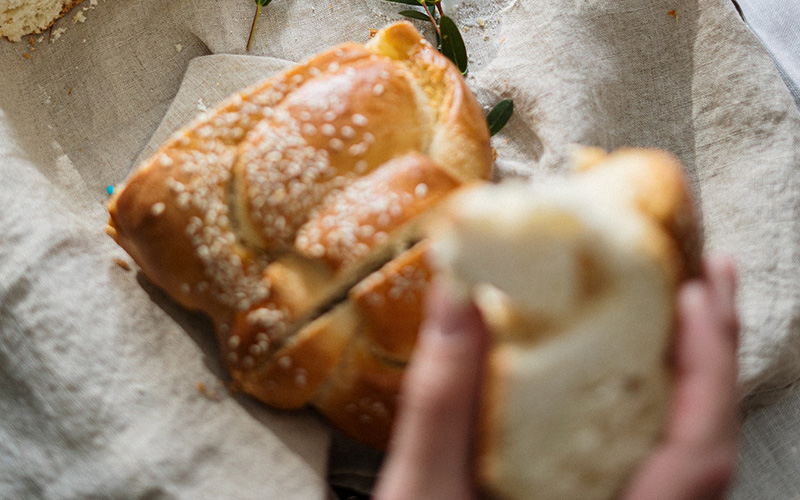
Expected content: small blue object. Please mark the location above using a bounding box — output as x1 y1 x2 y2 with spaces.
106 185 114 195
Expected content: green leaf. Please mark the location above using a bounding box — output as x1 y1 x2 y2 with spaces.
486 99 514 136
382 0 422 5
399 9 431 21
256 0 271 6
438 15 468 74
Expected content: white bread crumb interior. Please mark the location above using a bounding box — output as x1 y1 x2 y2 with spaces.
1 0 82 42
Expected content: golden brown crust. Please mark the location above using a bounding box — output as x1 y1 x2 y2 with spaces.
312 336 404 450
576 148 701 282
107 22 492 448
351 241 433 361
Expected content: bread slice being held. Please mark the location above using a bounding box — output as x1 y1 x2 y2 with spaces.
429 147 700 500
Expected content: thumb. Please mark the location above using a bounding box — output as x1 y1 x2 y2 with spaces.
374 280 488 500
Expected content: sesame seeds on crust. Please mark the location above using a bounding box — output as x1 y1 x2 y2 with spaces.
107 22 493 449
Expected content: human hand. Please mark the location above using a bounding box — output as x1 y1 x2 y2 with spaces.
373 256 739 500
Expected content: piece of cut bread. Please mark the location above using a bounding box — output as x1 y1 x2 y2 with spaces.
430 147 700 500
0 0 83 42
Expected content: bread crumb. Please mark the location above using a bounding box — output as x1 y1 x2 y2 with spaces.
668 9 678 20
197 382 219 400
197 98 207 112
369 28 378 38
51 27 67 42
114 258 131 271
68 87 73 95
477 17 486 28
175 43 183 53
90 0 98 5
73 11 86 23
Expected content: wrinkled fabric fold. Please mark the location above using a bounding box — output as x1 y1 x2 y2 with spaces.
1 0 799 498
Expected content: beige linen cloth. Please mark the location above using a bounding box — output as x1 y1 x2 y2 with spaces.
1 0 799 498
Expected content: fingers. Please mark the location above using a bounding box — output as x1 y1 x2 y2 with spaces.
374 280 487 500
671 256 740 448
622 255 740 500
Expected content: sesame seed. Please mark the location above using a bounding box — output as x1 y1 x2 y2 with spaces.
151 202 166 216
327 62 340 72
344 67 356 76
278 356 292 369
303 123 317 135
358 224 375 238
366 293 383 306
159 155 173 167
363 132 375 143
371 402 388 417
181 283 191 293
177 192 190 208
340 126 355 139
309 67 321 76
359 414 372 424
323 111 336 122
373 83 385 96
348 143 368 156
295 372 307 386
310 243 326 257
352 114 368 126
380 70 390 80
355 160 368 173
299 111 312 121
228 335 241 348
329 138 344 151
228 352 238 362
415 183 429 198
243 356 254 368
321 124 336 136
374 231 389 245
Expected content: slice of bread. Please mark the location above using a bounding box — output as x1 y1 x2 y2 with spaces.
430 147 699 500
1 0 84 42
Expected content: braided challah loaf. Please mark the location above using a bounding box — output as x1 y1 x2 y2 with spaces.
430 147 700 500
107 22 492 449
